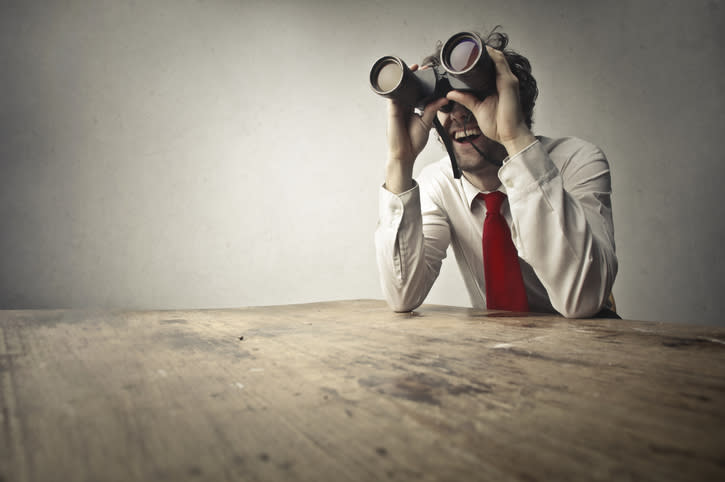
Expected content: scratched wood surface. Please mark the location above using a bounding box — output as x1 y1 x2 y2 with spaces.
1 300 724 482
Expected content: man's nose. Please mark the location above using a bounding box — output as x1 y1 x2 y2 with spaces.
449 102 472 123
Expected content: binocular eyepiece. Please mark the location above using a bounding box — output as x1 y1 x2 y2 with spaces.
369 31 495 110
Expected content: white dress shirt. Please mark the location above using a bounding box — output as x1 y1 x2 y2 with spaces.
375 136 618 318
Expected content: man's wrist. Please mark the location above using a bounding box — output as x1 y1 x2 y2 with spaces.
385 158 415 194
501 131 537 158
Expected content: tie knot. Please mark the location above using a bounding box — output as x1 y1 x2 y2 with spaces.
479 191 506 214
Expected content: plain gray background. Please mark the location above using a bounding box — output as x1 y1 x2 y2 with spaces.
1 0 724 325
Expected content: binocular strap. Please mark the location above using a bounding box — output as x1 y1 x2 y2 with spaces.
433 118 462 179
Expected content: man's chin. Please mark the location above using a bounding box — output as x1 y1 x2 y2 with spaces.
455 152 504 172
453 143 488 166
459 139 507 165
459 159 501 173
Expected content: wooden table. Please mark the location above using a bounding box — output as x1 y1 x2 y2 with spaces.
1 300 724 481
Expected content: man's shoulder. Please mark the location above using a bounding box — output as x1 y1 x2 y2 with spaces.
530 135 613 191
539 135 606 160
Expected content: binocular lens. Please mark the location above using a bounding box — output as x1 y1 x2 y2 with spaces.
369 55 437 108
447 39 481 72
371 57 404 93
440 32 494 95
375 61 403 92
442 33 484 74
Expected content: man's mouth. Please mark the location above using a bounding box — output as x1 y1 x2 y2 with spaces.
453 127 482 144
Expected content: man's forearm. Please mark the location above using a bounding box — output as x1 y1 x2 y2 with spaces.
500 140 617 318
384 159 415 195
375 184 448 312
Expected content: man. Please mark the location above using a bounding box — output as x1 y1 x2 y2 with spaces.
374 29 618 318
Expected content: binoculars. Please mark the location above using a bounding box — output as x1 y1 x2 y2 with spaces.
369 32 496 178
369 31 495 110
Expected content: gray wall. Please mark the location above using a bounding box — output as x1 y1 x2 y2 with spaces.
1 0 724 324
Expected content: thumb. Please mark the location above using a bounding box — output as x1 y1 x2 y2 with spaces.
446 90 481 111
419 97 449 127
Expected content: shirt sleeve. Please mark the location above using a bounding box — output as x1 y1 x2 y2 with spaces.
374 182 451 312
498 139 618 318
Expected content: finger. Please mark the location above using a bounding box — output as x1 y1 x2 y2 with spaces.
410 63 419 72
486 45 515 78
445 90 480 111
419 97 449 126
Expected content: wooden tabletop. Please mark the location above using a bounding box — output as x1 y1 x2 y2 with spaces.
1 300 724 481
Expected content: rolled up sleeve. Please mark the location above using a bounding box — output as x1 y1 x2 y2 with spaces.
375 182 450 312
499 139 618 318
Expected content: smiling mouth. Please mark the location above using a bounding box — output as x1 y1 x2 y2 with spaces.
453 126 482 144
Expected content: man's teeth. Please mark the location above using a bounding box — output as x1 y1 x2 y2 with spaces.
454 127 482 140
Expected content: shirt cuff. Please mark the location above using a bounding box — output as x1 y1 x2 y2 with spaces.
378 181 420 229
498 139 559 194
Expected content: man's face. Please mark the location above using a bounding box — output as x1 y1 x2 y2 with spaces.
436 101 507 171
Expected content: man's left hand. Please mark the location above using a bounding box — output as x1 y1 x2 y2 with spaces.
445 46 536 156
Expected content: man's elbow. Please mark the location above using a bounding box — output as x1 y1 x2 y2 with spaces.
555 291 607 318
385 297 423 313
557 252 617 318
382 289 424 313
558 303 601 319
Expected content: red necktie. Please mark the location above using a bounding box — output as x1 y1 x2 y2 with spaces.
479 192 529 311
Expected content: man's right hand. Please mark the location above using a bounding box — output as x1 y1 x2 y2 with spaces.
385 64 449 194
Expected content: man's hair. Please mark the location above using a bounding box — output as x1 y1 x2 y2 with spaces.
423 27 539 129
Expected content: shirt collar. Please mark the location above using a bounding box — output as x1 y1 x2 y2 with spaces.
460 172 508 209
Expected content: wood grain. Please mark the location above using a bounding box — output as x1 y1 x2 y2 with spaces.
1 300 724 481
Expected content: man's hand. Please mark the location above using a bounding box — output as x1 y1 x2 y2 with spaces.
385 65 449 194
446 46 536 157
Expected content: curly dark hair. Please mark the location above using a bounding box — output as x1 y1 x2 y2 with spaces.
423 27 539 129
